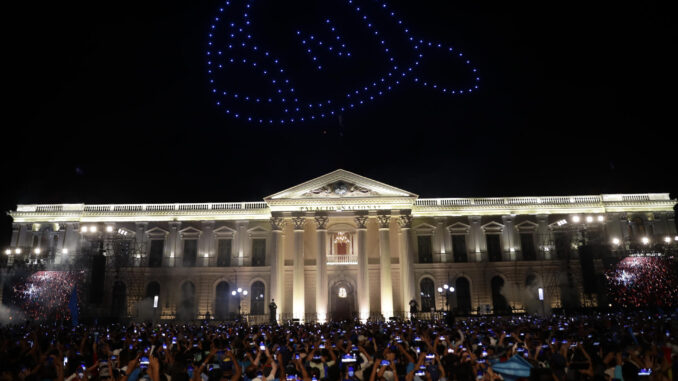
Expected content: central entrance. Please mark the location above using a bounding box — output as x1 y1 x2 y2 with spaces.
329 280 355 321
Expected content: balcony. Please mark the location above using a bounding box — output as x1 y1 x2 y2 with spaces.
327 254 358 265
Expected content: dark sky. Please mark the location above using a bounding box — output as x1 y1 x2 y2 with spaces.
2 0 676 245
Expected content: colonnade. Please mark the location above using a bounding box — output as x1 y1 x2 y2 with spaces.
269 211 416 322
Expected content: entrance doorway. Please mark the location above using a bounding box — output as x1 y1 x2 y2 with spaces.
329 280 355 321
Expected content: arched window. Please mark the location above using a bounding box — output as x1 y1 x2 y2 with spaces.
111 281 127 319
250 281 265 315
491 276 510 315
214 282 231 320
178 282 196 320
525 274 537 288
632 217 646 237
455 277 472 315
146 281 160 299
419 278 435 312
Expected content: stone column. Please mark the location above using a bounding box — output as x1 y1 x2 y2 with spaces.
292 216 306 321
134 222 148 266
502 215 516 261
17 223 31 248
10 223 20 247
536 215 550 260
667 212 677 236
437 218 451 263
201 221 214 266
468 216 483 262
315 214 329 322
236 221 249 266
377 212 394 319
355 214 370 322
65 222 81 264
398 215 416 317
619 213 631 250
269 216 285 323
168 221 181 267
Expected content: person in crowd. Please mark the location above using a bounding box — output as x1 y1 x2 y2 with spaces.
1 311 676 381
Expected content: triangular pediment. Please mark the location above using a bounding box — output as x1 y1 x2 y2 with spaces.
447 222 471 232
265 169 417 200
146 226 169 236
179 226 202 235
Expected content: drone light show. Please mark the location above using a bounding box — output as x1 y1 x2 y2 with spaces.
207 0 480 124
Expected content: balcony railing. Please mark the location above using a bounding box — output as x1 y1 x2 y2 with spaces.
415 193 672 208
326 254 358 265
16 202 269 213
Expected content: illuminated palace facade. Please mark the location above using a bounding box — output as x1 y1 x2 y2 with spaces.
5 170 678 322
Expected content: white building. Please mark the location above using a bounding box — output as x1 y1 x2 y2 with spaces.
5 169 677 322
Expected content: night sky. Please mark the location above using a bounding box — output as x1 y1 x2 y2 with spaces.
2 0 676 245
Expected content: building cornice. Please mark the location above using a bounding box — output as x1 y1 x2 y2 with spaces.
7 193 676 223
8 202 271 223
412 193 676 216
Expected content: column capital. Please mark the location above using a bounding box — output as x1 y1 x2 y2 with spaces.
354 215 369 229
468 215 481 224
201 220 215 228
169 221 182 229
377 213 391 229
398 215 413 229
292 216 306 231
270 216 285 231
314 214 329 230
501 215 515 223
536 214 549 222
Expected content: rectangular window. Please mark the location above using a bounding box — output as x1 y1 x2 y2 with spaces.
252 239 266 266
183 239 197 267
554 232 571 259
520 233 536 260
149 240 164 267
217 239 232 267
452 235 468 262
486 234 502 262
417 236 433 263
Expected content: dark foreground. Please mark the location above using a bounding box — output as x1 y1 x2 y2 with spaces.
1 312 676 381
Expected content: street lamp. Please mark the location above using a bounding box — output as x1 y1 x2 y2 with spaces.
437 283 455 316
232 286 248 320
4 248 17 266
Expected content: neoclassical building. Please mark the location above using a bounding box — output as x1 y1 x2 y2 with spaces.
4 170 677 322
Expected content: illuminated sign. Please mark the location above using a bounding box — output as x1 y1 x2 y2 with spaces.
299 204 385 212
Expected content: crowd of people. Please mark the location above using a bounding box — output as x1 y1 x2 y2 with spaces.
605 256 678 308
1 312 676 381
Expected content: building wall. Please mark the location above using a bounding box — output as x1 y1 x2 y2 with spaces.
5 208 676 321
